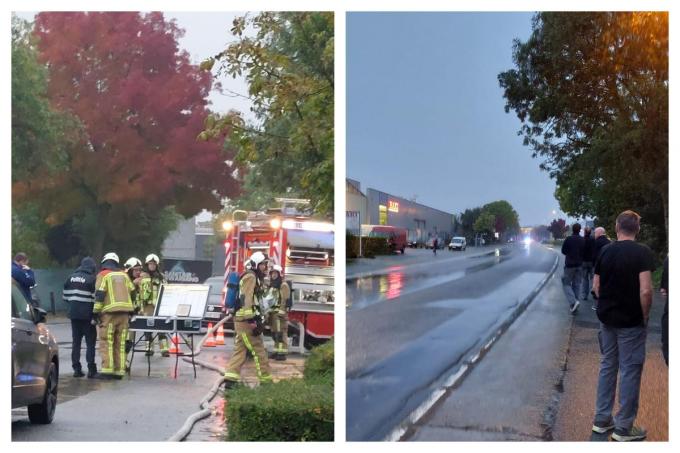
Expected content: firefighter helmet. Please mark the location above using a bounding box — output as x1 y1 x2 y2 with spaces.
246 251 268 270
124 257 142 270
270 264 283 274
145 253 160 264
102 252 119 264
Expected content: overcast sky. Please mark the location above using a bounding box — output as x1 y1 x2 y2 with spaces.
347 12 569 226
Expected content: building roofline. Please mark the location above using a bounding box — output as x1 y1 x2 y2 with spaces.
365 187 453 217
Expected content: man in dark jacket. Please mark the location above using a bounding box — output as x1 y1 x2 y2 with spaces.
12 252 36 304
561 223 585 313
581 227 596 301
63 257 98 378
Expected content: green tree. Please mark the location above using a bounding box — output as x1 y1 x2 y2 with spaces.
201 12 334 217
499 12 668 255
481 200 520 238
473 211 495 237
548 218 568 240
459 207 482 240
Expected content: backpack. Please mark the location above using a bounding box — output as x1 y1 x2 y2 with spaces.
225 271 241 310
285 280 294 310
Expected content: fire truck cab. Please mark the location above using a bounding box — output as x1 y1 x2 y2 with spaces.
220 200 334 351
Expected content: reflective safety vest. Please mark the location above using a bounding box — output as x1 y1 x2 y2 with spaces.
234 271 262 321
137 274 154 307
94 271 135 314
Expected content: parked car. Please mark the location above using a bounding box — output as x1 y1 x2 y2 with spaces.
202 276 234 330
449 237 467 251
11 279 59 424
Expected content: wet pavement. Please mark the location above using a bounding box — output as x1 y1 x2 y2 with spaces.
12 317 305 441
552 291 668 441
407 258 570 441
346 242 557 441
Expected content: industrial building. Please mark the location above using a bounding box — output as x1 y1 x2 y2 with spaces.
346 179 455 244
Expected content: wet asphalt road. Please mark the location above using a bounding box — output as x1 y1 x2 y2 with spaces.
346 243 557 441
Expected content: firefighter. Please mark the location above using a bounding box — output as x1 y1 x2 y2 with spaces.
143 253 169 356
267 264 291 361
223 251 273 388
123 257 144 354
92 252 135 380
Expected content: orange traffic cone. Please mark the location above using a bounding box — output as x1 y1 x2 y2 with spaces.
204 323 216 347
168 334 181 355
215 323 226 345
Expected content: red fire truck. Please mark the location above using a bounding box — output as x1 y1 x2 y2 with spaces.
218 201 334 351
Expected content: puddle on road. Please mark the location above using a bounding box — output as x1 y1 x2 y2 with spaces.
347 250 516 309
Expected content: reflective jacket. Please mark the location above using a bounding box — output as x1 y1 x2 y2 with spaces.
63 257 97 320
93 270 135 314
268 282 291 315
235 271 263 321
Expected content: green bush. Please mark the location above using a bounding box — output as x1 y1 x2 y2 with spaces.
304 340 334 382
347 231 359 259
225 379 333 441
347 232 392 258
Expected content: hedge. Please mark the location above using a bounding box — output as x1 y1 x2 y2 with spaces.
225 341 334 441
347 232 391 258
304 339 334 382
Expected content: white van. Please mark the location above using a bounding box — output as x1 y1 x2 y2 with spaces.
448 237 467 251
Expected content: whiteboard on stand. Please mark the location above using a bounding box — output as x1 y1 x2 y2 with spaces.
155 284 210 319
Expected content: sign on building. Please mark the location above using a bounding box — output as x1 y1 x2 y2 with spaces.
162 259 213 284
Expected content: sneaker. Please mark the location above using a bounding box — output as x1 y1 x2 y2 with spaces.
592 420 615 434
161 351 170 357
591 304 597 311
612 426 647 442
87 369 98 378
570 300 580 314
73 369 85 378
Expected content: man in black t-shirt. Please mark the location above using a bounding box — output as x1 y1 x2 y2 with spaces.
561 223 585 313
591 210 655 442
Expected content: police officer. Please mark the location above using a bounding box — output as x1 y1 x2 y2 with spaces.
92 252 135 380
267 264 291 361
143 254 169 356
223 251 273 388
63 257 98 378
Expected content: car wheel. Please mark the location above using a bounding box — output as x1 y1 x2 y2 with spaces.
28 361 58 424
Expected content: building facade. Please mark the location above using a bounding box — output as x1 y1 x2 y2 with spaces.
345 179 455 244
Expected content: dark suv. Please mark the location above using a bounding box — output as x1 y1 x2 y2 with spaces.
11 279 59 424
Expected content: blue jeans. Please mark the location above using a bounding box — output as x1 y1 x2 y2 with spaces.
594 323 646 430
581 262 594 300
561 266 582 307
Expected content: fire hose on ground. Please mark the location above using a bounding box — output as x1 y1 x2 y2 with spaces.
167 315 232 442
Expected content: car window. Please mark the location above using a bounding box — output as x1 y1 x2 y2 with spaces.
12 283 34 322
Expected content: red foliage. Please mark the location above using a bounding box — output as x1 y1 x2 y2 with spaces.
32 12 237 217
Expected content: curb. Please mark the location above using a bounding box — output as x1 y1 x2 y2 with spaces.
392 249 560 442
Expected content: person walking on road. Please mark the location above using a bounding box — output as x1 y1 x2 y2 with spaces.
12 252 36 305
267 264 292 361
143 254 169 356
63 257 98 378
561 223 585 313
223 251 273 388
591 210 655 441
93 252 136 380
660 256 668 366
433 237 438 256
581 227 596 301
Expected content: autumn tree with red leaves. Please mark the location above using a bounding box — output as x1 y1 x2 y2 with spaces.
13 12 237 262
